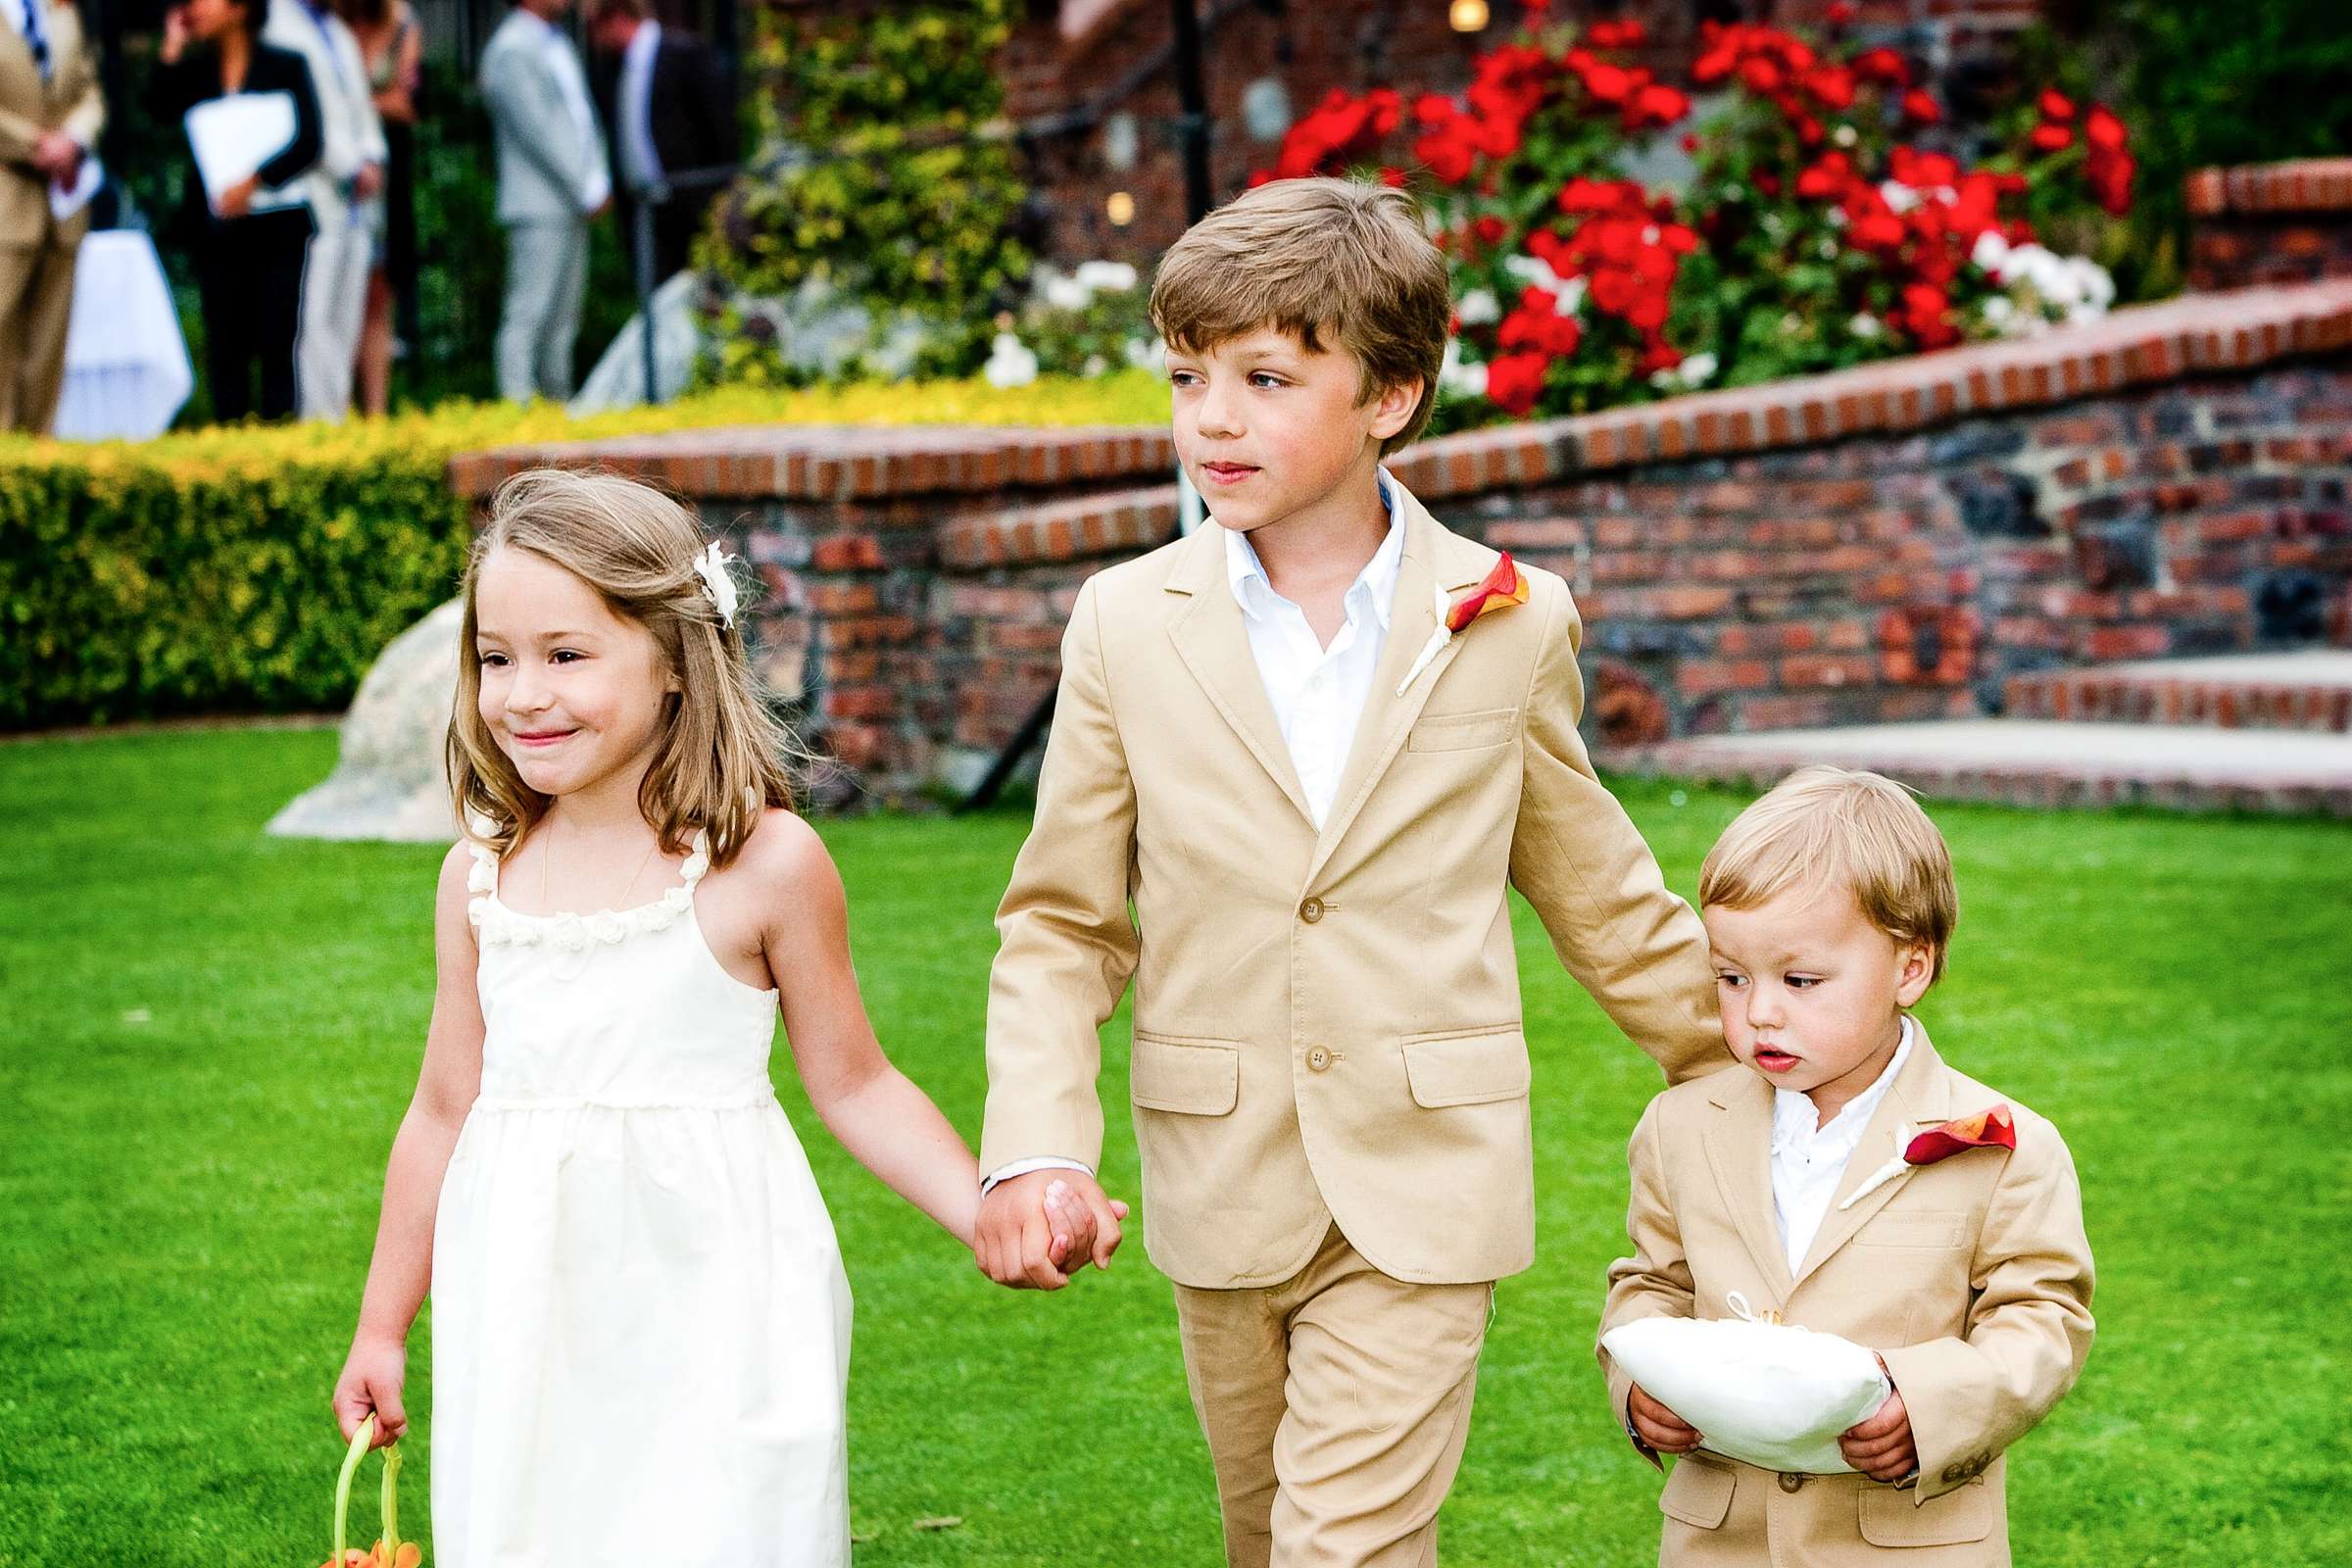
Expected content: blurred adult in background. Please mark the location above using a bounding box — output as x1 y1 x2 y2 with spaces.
158 0 322 421
265 0 382 421
337 0 418 416
586 0 729 287
0 0 102 433
479 0 607 405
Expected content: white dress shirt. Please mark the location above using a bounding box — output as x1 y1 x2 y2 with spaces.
984 479 1402 1196
1224 480 1403 830
1769 1015 1916 1275
520 8 611 213
616 19 664 198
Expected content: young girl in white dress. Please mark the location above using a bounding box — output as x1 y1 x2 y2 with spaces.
328 469 1074 1565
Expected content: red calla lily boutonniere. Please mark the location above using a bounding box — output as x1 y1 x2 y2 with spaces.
1837 1102 2018 1211
1396 551 1529 696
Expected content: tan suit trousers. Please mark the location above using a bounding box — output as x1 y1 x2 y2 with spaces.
1175 1226 1494 1568
0 236 76 433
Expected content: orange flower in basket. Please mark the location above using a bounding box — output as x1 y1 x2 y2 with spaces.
1396 552 1529 695
318 1544 420 1568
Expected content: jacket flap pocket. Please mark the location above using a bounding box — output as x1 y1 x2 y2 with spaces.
1853 1210 1968 1250
1406 707 1519 753
1858 1475 1993 1546
1130 1034 1240 1116
1401 1027 1530 1108
1659 1454 1736 1529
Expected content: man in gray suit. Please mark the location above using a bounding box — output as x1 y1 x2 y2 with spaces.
478 0 608 404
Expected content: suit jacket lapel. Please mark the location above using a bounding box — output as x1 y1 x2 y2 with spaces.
1164 521 1318 828
1702 1069 1798 1303
1789 1027 1954 1289
1303 479 1494 886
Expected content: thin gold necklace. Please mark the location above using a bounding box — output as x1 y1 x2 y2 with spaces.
541 815 662 914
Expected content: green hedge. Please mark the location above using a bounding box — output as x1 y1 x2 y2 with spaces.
0 375 1168 730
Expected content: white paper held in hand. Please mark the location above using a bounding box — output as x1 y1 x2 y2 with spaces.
1601 1292 1889 1474
184 93 305 215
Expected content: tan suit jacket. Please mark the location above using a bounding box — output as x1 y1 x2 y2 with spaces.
1599 1027 2095 1564
0 0 100 249
980 475 1726 1290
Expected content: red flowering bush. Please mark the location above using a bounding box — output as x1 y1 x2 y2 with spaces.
1251 2 2134 426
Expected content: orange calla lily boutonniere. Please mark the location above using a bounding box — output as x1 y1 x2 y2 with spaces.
1396 551 1529 696
1838 1102 2018 1211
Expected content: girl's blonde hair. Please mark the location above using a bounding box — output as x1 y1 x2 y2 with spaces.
447 468 800 867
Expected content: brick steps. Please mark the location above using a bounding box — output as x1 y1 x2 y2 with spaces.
1619 719 2352 817
2004 651 2352 734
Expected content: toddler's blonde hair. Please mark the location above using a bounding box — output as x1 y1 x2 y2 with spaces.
1699 765 1958 983
447 468 799 867
1149 176 1452 455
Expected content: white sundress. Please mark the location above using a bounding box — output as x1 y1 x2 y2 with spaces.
430 830 854 1567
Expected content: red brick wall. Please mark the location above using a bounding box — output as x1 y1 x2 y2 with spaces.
2187 160 2352 292
454 271 2352 804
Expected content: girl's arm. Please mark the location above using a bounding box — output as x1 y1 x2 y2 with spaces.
758 816 981 1248
330 841 487 1448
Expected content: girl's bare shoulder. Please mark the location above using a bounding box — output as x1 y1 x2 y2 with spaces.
717 808 843 902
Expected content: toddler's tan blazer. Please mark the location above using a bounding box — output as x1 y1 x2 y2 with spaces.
1600 1026 2095 1565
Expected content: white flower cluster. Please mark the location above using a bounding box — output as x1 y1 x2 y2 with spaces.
1971 232 2116 333
1648 351 1719 393
1034 260 1142 313
987 261 1149 386
1440 337 1488 399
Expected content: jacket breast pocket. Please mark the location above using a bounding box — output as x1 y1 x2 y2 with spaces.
1659 1453 1736 1529
1406 707 1519 753
1852 1210 1968 1250
1858 1474 1994 1546
1400 1026 1530 1107
1130 1033 1240 1116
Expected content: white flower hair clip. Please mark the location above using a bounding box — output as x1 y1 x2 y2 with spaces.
693 540 740 629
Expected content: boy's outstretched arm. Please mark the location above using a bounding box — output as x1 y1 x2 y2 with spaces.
975 577 1141 1290
1506 572 1727 1084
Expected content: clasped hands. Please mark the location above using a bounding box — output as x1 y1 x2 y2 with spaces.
1628 1352 1917 1484
972 1168 1129 1291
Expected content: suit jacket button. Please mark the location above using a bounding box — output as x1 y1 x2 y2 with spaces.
1941 1463 1968 1484
1778 1472 1804 1493
1306 1047 1333 1072
1299 898 1325 923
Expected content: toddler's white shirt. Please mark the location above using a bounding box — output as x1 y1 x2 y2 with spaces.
1768 1016 1916 1275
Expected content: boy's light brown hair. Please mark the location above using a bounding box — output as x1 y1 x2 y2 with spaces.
1698 765 1959 983
448 468 802 869
1149 175 1452 455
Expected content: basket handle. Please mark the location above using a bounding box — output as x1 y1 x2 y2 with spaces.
332 1415 409 1567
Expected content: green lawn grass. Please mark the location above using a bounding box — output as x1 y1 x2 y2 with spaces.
2 728 2347 1566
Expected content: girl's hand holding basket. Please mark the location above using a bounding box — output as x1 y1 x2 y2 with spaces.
318 1413 420 1568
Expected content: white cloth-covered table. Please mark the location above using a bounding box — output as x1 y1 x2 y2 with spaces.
54 230 194 441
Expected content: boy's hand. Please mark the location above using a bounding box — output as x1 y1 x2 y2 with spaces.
1628 1382 1703 1454
975 1168 1127 1290
1840 1359 1917 1482
330 1333 408 1448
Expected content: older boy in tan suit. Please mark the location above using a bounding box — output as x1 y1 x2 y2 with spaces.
0 0 101 433
1602 767 2095 1566
973 177 1726 1568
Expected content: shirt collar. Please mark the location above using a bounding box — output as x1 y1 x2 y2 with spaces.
1224 474 1403 629
1770 1014 1916 1153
